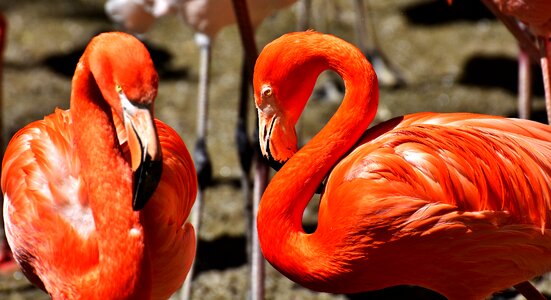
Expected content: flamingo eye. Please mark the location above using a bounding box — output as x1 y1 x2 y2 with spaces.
261 85 273 99
116 84 123 94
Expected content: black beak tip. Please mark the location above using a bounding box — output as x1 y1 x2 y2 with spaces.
132 158 163 211
264 141 285 171
267 156 284 171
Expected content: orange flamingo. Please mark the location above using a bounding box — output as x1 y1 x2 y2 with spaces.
1 32 197 299
254 31 551 300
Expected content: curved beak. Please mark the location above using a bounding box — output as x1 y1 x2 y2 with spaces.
257 110 296 171
258 114 283 171
121 94 163 211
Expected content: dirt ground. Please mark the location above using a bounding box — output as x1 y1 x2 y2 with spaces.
0 0 549 299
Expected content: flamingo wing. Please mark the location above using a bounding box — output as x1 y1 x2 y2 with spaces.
3 109 196 299
115 117 197 299
303 112 551 295
1 108 99 297
324 112 551 230
143 121 197 300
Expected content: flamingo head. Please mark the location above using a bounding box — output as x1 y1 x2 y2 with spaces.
253 32 327 168
87 32 162 210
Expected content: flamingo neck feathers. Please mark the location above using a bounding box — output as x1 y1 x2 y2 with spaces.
257 33 379 288
69 49 151 299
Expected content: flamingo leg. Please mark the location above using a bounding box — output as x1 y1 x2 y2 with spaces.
513 281 547 300
179 33 213 300
352 0 405 88
194 33 214 190
236 54 254 265
296 0 312 31
230 1 269 299
518 44 533 119
539 36 551 124
250 155 268 300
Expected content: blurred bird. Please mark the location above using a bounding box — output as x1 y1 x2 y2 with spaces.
255 31 551 300
2 32 197 299
297 0 405 89
452 0 551 121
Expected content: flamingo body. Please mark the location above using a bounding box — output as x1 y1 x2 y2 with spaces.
493 0 551 37
2 32 196 299
254 31 551 299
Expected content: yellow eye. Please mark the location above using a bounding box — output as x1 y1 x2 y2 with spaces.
261 85 272 98
116 84 122 94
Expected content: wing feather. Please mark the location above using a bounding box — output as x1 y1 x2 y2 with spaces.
327 112 551 229
3 109 196 298
2 109 99 295
144 121 197 300
115 117 197 299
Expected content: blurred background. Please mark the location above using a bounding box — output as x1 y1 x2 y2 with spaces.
0 0 547 299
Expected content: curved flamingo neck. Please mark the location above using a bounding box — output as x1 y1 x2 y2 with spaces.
69 55 151 299
257 33 379 287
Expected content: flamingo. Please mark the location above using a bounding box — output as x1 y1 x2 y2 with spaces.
254 31 551 300
486 0 551 122
1 32 197 299
449 0 551 121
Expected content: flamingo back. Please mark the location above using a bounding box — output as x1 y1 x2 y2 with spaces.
327 112 551 230
313 112 551 296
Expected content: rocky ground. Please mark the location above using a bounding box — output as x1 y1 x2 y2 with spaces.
0 0 549 299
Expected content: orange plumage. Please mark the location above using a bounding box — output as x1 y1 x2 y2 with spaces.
1 32 196 299
254 31 551 299
492 0 551 37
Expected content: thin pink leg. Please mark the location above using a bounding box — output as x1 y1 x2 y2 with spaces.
514 281 547 300
539 37 551 124
518 45 532 119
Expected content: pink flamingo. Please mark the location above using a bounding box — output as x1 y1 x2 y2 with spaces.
450 0 551 121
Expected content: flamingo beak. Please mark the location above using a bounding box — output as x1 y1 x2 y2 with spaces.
258 114 283 171
120 93 163 211
257 110 296 171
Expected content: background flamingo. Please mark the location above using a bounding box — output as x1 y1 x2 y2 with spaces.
1 32 196 299
297 0 405 89
454 0 551 121
254 31 551 299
